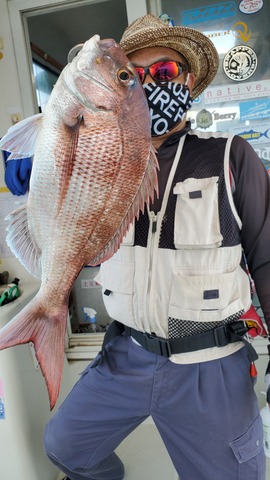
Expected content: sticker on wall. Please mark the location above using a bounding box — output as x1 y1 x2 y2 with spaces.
239 0 263 14
212 110 238 121
230 122 270 143
233 21 251 42
159 14 175 26
223 45 257 81
253 144 270 162
207 29 233 41
240 98 270 121
196 109 213 129
204 79 270 104
181 2 236 25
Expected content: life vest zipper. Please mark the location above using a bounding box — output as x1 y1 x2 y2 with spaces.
146 210 158 329
145 135 187 334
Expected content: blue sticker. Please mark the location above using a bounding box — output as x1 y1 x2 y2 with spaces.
159 14 175 26
182 2 236 25
240 99 270 120
236 128 270 141
193 95 201 104
230 122 270 143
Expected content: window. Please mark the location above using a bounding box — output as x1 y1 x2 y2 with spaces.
32 61 59 112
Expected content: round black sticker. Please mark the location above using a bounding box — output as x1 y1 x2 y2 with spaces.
223 45 257 81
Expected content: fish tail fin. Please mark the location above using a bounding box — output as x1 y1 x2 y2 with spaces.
0 296 68 410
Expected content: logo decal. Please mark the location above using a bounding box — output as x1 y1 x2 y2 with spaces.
223 45 257 81
239 0 263 14
182 2 236 25
240 99 270 120
234 128 270 142
230 122 270 143
196 109 213 129
204 79 270 104
253 145 270 162
233 22 251 42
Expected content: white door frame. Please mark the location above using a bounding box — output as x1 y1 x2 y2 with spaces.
8 0 148 118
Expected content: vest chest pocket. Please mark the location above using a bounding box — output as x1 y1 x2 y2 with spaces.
173 177 223 249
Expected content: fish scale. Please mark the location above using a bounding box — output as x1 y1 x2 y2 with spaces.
0 35 158 409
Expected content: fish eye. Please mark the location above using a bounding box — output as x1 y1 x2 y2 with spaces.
117 68 134 83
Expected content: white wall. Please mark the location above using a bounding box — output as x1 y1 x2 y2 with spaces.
0 1 25 187
0 2 24 134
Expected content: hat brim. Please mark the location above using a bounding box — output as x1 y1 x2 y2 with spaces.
120 26 219 98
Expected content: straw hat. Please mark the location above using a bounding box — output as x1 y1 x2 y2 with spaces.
120 14 219 98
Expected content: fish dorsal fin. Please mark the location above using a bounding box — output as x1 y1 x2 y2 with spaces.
0 113 43 159
6 204 42 278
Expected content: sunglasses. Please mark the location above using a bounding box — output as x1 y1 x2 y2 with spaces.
134 60 188 83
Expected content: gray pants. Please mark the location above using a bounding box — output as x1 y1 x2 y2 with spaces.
44 335 266 480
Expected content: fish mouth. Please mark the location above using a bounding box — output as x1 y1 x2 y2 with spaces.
88 35 119 57
78 35 119 92
64 34 117 113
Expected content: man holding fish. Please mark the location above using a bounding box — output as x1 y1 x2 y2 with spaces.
2 13 270 480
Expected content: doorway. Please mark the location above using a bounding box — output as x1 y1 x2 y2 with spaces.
27 0 128 111
8 0 147 116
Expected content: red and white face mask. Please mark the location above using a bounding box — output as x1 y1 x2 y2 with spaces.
143 80 193 136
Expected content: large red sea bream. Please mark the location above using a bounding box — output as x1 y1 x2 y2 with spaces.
0 35 158 409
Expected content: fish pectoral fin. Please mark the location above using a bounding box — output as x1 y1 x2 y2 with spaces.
89 145 159 266
6 204 42 278
0 113 43 159
0 294 68 410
